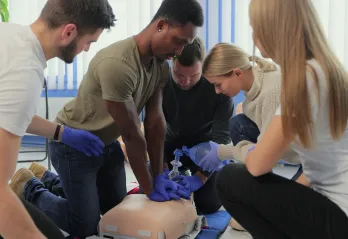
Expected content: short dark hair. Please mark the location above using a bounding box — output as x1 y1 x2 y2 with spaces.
40 0 116 33
152 0 204 27
175 37 206 66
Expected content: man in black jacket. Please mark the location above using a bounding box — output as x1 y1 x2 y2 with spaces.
163 37 234 214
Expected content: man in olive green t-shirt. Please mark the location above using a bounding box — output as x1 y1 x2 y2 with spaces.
18 0 204 237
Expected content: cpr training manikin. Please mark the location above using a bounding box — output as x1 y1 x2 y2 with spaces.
98 148 201 239
99 194 198 239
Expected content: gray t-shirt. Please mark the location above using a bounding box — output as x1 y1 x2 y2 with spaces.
276 59 348 217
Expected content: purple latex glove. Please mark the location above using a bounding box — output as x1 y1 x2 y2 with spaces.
172 175 203 193
153 173 191 201
183 141 221 172
171 186 191 200
148 187 190 202
61 126 105 157
161 169 170 179
153 174 179 201
148 190 167 202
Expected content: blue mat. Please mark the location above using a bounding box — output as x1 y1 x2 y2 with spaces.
196 211 231 239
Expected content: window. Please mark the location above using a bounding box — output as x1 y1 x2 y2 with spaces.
8 0 163 93
8 0 348 95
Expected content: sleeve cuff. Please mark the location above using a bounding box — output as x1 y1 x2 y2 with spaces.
217 144 236 160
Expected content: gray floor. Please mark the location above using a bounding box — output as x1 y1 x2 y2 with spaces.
16 147 252 239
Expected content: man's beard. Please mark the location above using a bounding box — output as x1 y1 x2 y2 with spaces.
59 39 77 64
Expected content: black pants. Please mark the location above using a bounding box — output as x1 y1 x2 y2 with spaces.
216 163 348 239
0 199 65 239
165 142 221 214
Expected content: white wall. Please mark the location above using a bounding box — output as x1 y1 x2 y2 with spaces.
36 98 73 121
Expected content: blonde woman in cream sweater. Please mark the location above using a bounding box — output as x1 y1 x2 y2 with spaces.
201 42 300 166
197 42 301 231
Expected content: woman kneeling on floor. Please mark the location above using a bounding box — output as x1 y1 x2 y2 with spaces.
196 0 348 238
201 42 302 230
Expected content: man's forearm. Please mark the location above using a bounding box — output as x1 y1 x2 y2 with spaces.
123 131 153 195
0 185 44 238
145 118 166 177
27 115 64 141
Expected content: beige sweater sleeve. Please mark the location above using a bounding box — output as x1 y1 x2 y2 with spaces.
216 86 279 162
217 70 300 164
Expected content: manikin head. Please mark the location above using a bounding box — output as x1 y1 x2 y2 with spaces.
149 0 204 61
36 0 116 63
171 37 205 90
202 43 277 97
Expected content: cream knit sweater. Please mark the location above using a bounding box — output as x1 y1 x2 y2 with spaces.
217 66 300 164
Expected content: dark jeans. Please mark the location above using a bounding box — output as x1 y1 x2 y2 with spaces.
229 114 302 180
216 163 348 239
23 141 127 239
164 141 221 214
229 114 260 145
0 199 65 239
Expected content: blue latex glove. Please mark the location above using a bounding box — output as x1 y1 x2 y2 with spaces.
183 141 222 172
148 190 167 202
153 174 179 201
153 173 191 201
61 126 105 157
161 169 170 179
172 175 203 193
171 186 191 200
148 187 190 202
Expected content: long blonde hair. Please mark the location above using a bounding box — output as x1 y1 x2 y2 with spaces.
202 43 277 78
249 0 348 148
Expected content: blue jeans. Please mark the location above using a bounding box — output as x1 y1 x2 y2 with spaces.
23 141 127 238
229 114 303 180
229 114 260 145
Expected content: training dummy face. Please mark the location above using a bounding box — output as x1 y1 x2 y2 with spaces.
99 194 198 239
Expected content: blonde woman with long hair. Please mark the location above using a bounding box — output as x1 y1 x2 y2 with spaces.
192 0 348 238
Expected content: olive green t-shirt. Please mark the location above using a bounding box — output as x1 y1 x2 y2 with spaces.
56 37 169 145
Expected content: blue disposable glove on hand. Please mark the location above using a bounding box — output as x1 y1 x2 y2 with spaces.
153 174 180 201
173 175 203 193
171 186 191 200
161 169 170 179
148 190 167 202
183 141 222 172
61 126 105 157
153 173 191 201
148 186 190 202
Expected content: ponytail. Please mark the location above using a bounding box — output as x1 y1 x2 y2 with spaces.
203 42 278 78
248 55 277 73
